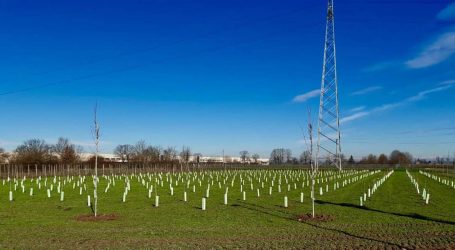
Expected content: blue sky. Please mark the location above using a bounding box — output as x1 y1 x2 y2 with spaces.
0 0 454 159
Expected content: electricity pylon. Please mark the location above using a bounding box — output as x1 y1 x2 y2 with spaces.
316 0 342 170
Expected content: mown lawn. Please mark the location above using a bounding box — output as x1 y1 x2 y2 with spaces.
0 168 454 249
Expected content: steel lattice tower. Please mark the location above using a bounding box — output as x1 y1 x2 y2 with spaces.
316 0 342 170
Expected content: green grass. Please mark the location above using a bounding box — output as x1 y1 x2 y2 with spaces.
0 168 455 249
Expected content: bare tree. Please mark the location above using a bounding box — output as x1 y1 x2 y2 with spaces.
144 146 161 163
163 146 178 161
300 150 311 164
285 149 292 164
239 150 249 163
53 137 80 164
389 150 412 165
251 153 260 163
0 148 10 164
179 146 191 171
301 107 317 218
133 140 147 163
14 139 54 164
362 154 377 164
347 155 355 164
377 154 388 164
194 153 202 169
270 148 292 164
92 104 100 217
114 144 134 162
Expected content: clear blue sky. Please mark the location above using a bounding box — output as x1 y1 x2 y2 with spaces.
0 0 454 159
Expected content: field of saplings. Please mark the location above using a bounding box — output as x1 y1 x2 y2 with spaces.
1 167 455 249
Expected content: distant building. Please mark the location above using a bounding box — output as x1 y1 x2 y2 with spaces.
79 153 122 162
78 153 269 165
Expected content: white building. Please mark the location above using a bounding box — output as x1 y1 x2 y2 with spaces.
78 153 269 165
79 153 123 162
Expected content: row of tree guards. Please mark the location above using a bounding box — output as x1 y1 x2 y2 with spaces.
5 168 380 217
0 163 325 178
1 162 428 179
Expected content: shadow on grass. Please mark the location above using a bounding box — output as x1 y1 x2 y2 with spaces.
234 200 406 249
316 200 455 226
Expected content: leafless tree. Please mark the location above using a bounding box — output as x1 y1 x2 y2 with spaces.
133 140 147 163
300 150 311 164
163 146 178 161
14 139 54 164
270 148 292 164
0 148 10 164
114 144 134 162
144 146 161 163
347 155 355 164
53 137 80 164
389 150 412 165
251 153 260 163
239 151 249 163
92 103 100 217
180 146 191 171
301 107 317 218
340 154 346 163
360 154 377 164
377 154 388 164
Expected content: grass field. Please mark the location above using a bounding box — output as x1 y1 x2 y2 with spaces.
1 168 455 249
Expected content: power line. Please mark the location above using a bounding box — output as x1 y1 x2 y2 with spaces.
0 20 323 96
0 4 322 96
344 141 455 145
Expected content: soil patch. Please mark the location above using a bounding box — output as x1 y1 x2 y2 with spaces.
297 213 334 222
75 213 119 222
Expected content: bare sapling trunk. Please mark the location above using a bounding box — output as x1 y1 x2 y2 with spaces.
302 107 317 218
93 103 100 217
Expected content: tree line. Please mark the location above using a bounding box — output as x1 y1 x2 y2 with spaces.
0 138 431 168
354 150 413 165
0 138 266 166
0 138 81 165
268 148 416 166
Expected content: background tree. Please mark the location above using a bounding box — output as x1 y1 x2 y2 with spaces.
193 153 202 168
340 154 346 163
133 140 147 163
180 146 191 170
0 148 10 163
285 149 292 164
14 139 54 164
389 150 413 165
239 150 249 163
251 153 260 163
53 137 80 164
300 150 311 164
270 149 284 164
347 155 355 164
377 154 388 164
144 146 161 163
366 154 377 164
163 146 178 162
403 152 413 165
269 148 292 164
114 144 135 162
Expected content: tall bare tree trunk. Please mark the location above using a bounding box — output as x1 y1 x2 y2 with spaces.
93 103 100 217
302 107 317 218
